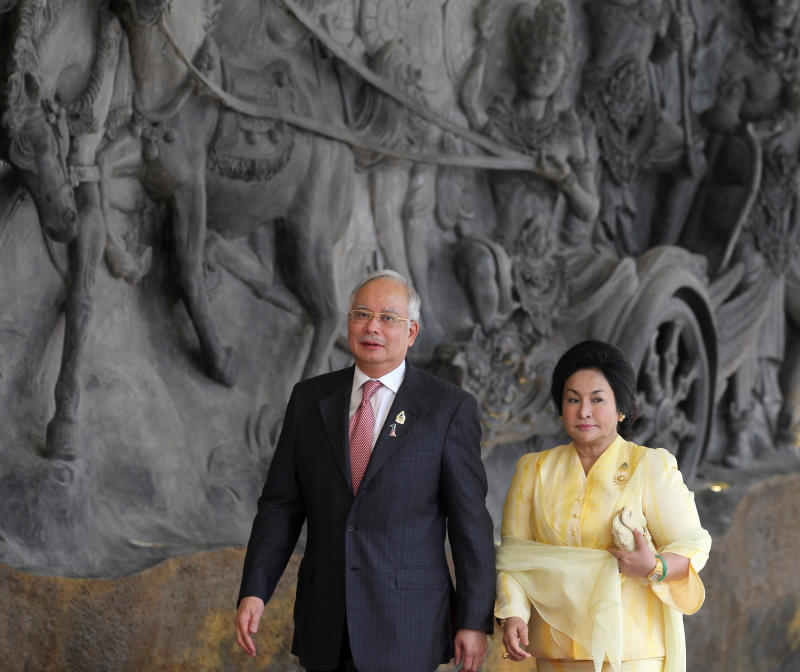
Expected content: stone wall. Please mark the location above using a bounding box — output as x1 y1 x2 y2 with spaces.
4 0 800 578
685 469 800 671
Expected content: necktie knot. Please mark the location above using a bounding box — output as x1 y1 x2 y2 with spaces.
361 379 382 404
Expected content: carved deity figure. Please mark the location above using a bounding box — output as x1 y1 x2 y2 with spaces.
582 0 704 256
432 0 604 451
698 0 800 464
457 0 599 335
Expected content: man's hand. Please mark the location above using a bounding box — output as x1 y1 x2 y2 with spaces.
454 628 487 672
502 616 532 662
234 596 265 657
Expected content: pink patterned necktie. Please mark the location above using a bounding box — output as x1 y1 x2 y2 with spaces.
349 379 382 494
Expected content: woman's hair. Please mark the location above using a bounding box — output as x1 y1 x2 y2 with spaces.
550 340 637 438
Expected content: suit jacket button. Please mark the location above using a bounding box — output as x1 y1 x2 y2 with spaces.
346 524 354 532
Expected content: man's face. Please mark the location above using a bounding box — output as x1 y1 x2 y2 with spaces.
347 277 419 378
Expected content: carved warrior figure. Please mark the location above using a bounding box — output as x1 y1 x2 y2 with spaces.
703 0 800 277
436 0 602 451
582 0 703 256
456 0 598 335
0 0 145 460
112 0 354 384
697 0 800 465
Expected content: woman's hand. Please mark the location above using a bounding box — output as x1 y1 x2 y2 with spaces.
502 616 532 662
608 529 656 579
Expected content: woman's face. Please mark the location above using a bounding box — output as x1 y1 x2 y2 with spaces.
561 368 620 450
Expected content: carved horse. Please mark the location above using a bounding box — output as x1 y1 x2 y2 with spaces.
112 0 354 384
1 0 137 459
1 3 78 245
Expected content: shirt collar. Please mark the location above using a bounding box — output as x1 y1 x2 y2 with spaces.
353 360 406 395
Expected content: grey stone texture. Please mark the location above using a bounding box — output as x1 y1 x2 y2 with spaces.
0 0 799 584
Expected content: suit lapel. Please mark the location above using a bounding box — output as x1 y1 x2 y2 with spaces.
358 364 429 492
318 366 355 488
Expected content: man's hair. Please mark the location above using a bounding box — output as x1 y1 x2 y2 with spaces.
348 269 421 324
550 340 637 438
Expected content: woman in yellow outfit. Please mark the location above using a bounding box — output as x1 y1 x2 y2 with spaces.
496 340 711 672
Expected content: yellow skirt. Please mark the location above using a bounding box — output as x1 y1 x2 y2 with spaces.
536 658 664 672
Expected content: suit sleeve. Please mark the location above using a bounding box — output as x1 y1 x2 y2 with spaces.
237 385 307 605
439 393 496 633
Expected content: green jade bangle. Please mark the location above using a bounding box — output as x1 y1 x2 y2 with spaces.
655 553 667 582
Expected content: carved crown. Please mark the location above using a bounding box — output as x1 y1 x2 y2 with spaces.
510 0 571 59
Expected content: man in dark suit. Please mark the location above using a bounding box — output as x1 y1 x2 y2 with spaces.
235 269 496 672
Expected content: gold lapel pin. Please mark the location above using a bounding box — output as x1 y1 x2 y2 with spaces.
612 462 629 486
395 410 406 425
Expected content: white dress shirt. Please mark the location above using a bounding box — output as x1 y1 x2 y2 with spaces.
350 361 406 451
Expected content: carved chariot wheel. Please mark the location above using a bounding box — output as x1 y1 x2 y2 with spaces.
624 296 713 484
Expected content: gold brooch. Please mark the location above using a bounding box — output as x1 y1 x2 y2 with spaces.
395 411 406 424
612 462 629 486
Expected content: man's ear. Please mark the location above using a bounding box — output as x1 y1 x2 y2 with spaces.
407 321 419 347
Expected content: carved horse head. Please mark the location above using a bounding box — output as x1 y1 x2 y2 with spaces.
3 71 78 243
1 1 79 242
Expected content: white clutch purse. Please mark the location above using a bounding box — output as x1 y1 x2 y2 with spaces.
611 507 656 553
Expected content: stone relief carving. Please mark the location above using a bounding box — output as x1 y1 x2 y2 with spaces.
1 0 799 575
685 0 800 466
436 0 601 449
1 0 150 462
115 0 356 390
581 0 706 256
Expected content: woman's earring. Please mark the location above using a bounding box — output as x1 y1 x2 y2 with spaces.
618 413 626 422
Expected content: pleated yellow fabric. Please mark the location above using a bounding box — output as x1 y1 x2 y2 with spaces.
496 538 623 670
495 436 711 672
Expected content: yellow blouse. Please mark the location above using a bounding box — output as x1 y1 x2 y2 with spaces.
495 436 711 671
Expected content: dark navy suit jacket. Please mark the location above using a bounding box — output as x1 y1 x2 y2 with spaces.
238 362 496 672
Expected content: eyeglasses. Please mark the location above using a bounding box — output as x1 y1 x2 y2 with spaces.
348 309 411 327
